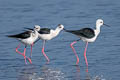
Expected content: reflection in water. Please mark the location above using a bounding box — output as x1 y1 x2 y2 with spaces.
75 65 91 80
75 65 80 80
40 66 65 80
92 75 106 80
17 65 37 80
85 71 91 80
85 68 106 80
75 65 106 80
17 65 65 80
85 67 91 80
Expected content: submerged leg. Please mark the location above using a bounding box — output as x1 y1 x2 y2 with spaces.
70 40 80 65
42 40 50 62
23 46 27 64
15 43 32 64
84 42 88 67
23 46 32 64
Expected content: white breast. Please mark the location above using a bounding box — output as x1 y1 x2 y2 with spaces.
38 30 60 40
19 33 38 45
81 29 100 43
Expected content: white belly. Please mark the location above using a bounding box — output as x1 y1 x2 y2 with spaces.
81 36 97 43
19 36 38 45
38 34 57 40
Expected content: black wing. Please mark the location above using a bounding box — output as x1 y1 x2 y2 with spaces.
38 28 50 34
65 28 95 38
7 31 31 39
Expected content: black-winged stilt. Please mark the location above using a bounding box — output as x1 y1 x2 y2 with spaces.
64 19 110 66
25 24 64 62
7 25 40 64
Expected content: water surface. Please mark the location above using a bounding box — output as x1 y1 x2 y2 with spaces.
0 0 120 80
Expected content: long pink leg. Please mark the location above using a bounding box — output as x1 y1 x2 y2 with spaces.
30 43 34 59
15 43 32 64
84 42 88 67
70 41 79 65
23 47 32 64
15 44 27 64
16 43 23 55
26 57 32 64
42 40 50 62
23 47 27 64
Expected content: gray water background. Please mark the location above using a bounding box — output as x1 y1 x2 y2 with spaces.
0 0 120 80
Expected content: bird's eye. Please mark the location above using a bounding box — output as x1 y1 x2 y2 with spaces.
59 26 62 28
100 22 103 23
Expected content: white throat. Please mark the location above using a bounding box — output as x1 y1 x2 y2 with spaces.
52 27 62 37
94 24 102 37
55 27 62 32
32 29 39 38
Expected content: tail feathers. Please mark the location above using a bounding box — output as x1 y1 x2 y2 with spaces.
7 35 18 38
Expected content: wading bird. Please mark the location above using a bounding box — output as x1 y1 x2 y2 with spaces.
64 19 110 66
7 25 40 64
25 24 64 63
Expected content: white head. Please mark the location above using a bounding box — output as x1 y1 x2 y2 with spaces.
96 19 104 27
96 19 110 29
34 25 40 31
57 24 64 30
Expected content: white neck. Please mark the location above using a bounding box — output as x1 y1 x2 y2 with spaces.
51 27 62 38
55 27 61 32
94 24 101 37
35 29 38 34
32 29 38 37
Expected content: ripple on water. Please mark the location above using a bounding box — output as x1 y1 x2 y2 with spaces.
18 66 65 80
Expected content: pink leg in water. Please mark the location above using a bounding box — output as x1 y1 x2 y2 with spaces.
15 43 32 64
70 41 79 65
16 43 23 55
30 43 34 59
23 47 32 64
84 42 88 67
42 40 50 62
23 47 27 64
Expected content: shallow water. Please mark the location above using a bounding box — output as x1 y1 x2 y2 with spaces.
0 0 120 80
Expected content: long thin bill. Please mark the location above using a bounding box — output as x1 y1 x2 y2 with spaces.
24 27 33 30
104 24 110 27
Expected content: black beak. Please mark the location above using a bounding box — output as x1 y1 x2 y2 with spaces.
63 28 67 31
24 27 33 30
103 23 110 27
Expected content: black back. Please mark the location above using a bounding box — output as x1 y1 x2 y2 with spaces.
7 31 31 39
38 28 50 34
65 28 95 38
